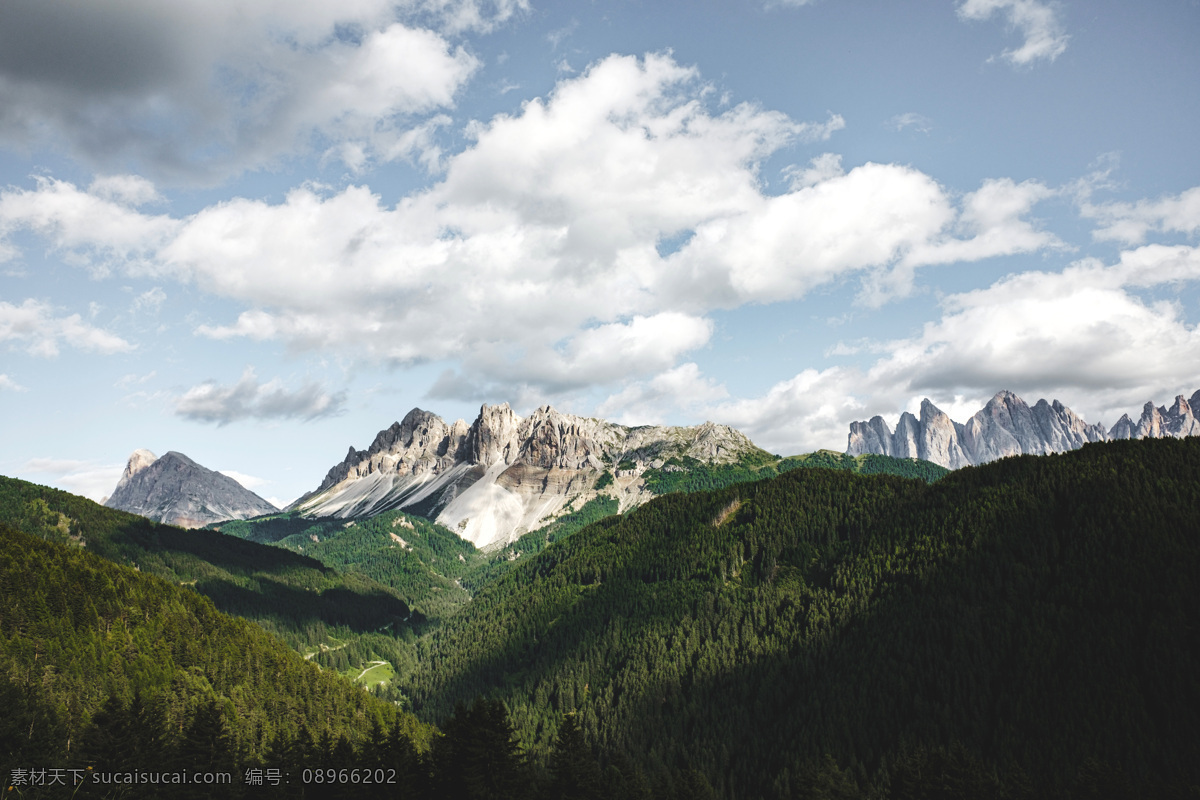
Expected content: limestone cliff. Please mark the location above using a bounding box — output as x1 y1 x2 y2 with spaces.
848 389 1200 469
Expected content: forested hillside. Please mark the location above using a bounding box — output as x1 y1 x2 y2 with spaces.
403 438 1200 798
0 523 434 798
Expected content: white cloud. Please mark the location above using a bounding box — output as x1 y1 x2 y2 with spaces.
784 153 844 190
864 250 1200 403
0 176 178 275
88 175 163 207
900 178 1061 265
714 366 864 454
371 114 455 173
596 362 729 425
958 0 1069 66
175 367 347 425
414 0 530 35
132 287 166 313
693 243 1200 454
21 458 124 503
0 373 27 391
1083 186 1200 245
0 298 134 357
1 53 1063 400
888 112 934 134
115 370 157 389
0 0 495 180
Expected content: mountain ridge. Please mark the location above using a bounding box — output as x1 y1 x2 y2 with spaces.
847 388 1200 468
289 403 769 548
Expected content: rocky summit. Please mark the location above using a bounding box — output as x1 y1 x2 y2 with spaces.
289 403 766 549
105 450 279 528
847 389 1200 469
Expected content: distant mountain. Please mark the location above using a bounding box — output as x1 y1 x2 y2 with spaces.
847 389 1200 469
105 449 278 527
289 403 768 548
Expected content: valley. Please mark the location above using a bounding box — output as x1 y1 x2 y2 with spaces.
4 435 1198 797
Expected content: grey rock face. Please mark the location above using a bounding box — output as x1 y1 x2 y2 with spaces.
1108 414 1136 440
105 451 278 528
919 399 970 468
848 388 1200 469
1120 392 1200 441
292 403 766 548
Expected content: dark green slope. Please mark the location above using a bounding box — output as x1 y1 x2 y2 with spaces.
0 523 434 778
0 476 411 653
403 438 1200 798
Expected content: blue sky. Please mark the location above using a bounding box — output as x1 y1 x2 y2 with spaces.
2 0 1198 507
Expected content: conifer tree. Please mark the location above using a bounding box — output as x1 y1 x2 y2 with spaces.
430 698 530 800
547 714 603 800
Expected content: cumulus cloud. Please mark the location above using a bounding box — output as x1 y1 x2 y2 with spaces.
1082 186 1200 245
175 368 347 425
0 298 133 357
0 0 500 180
0 176 178 276
863 247 1200 404
958 0 1069 66
694 243 1200 454
596 362 729 425
1 53 1063 399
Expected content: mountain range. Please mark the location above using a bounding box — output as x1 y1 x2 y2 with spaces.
104 448 278 527
287 403 766 549
7 423 1200 796
847 389 1200 469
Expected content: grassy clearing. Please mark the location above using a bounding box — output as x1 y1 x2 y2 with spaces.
348 660 395 689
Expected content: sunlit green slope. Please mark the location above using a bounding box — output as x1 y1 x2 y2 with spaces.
0 475 412 656
0 522 434 784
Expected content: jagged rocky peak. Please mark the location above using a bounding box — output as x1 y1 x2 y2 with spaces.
291 402 768 549
1108 414 1136 441
1166 393 1200 437
311 407 470 495
849 388 1200 469
1107 390 1200 441
105 450 278 528
469 403 523 467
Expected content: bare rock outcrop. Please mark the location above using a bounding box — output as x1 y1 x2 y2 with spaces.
105 450 278 528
